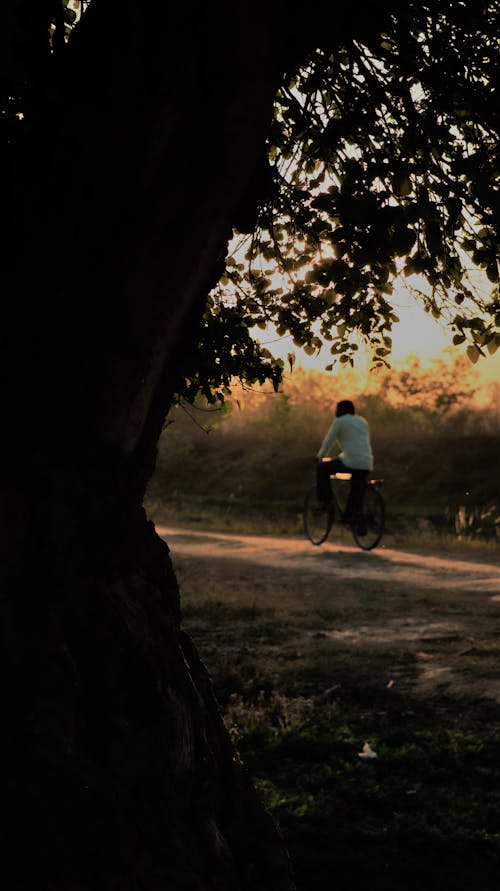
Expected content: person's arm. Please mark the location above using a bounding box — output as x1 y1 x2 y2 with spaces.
317 418 340 460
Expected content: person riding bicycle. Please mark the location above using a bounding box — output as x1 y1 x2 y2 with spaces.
316 399 373 532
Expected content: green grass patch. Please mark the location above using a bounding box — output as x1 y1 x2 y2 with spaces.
146 494 499 560
226 692 500 891
176 550 500 891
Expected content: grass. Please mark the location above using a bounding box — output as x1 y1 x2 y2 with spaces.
238 700 500 891
146 493 500 561
170 540 500 891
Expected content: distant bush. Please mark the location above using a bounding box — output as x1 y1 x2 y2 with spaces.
148 356 499 536
452 502 500 542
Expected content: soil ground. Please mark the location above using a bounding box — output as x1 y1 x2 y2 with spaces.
159 524 500 705
157 524 500 891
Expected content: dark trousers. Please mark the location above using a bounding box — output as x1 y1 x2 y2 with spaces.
316 458 369 523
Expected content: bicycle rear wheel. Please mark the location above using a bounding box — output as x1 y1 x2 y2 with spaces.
303 485 333 545
352 486 385 551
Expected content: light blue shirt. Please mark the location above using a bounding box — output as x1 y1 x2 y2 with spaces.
317 414 373 471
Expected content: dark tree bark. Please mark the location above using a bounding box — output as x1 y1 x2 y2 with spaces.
1 0 400 884
1 2 297 888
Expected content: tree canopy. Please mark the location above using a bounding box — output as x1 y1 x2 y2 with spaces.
176 0 500 404
3 1 499 411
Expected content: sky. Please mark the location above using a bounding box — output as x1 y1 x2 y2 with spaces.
258 281 500 386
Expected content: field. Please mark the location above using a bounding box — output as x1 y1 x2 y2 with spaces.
150 520 500 891
147 360 500 545
147 359 500 889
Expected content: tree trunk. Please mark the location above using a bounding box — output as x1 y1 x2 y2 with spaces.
1 2 294 887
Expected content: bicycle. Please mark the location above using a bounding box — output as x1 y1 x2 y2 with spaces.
303 472 385 551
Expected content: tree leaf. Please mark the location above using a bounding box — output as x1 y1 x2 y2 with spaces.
466 345 480 364
486 262 499 283
391 173 412 197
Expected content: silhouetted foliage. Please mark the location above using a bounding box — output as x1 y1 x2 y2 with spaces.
178 0 500 401
5 2 497 407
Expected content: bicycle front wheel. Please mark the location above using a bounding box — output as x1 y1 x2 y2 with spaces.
303 485 333 546
352 486 385 551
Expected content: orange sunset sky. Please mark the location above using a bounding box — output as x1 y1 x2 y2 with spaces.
259 284 500 391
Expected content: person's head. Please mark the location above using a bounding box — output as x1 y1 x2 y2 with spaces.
336 399 355 417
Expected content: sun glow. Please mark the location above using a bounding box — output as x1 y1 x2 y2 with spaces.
253 275 499 385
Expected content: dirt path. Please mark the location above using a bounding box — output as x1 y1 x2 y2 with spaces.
157 526 500 595
158 525 500 705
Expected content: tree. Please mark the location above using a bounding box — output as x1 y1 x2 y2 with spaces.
1 2 498 888
179 0 499 402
